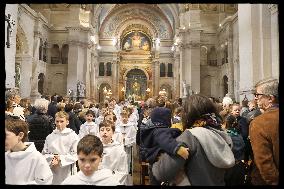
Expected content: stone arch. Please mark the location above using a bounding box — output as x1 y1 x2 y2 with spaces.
98 83 111 103
200 45 208 65
99 4 173 39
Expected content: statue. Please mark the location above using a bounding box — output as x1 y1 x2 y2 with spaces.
77 81 85 97
133 81 140 96
183 81 190 98
123 40 130 50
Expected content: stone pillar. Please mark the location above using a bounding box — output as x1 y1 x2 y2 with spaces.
66 27 90 99
152 60 159 96
238 4 274 100
179 9 201 94
180 30 201 94
112 52 119 100
89 51 98 100
173 51 180 98
268 4 279 79
227 24 235 100
5 4 19 90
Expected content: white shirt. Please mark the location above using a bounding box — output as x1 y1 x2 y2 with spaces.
99 141 128 184
61 169 121 185
5 142 53 185
42 128 79 184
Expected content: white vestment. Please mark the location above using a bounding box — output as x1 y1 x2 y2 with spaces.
61 169 121 185
99 140 128 185
42 128 79 184
5 142 53 185
78 121 99 139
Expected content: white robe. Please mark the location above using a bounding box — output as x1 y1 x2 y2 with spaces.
99 140 128 184
42 128 79 184
78 121 99 139
5 142 53 185
61 169 121 185
115 121 137 147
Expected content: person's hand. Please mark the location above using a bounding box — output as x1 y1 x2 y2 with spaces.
177 146 189 160
51 155 60 167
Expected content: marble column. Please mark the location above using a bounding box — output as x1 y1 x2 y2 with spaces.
173 51 180 98
227 24 235 100
180 30 201 94
152 60 159 96
112 52 119 100
66 27 90 99
238 4 273 100
268 4 279 79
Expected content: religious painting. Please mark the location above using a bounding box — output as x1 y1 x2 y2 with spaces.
121 31 151 51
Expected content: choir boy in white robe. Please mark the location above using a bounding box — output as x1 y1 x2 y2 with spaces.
98 121 129 185
78 110 99 139
115 110 137 179
61 135 120 185
42 111 79 184
5 118 53 184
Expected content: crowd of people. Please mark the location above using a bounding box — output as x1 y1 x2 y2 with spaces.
5 77 278 185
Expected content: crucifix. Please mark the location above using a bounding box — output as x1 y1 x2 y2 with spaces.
5 14 16 48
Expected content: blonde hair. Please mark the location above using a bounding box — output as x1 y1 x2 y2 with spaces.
55 111 69 120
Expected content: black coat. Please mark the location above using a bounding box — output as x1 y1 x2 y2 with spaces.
67 111 81 134
27 113 54 152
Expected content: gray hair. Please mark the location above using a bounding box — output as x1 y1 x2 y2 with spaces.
255 78 278 98
34 98 50 113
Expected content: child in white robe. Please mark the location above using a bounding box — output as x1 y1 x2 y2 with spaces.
42 111 79 184
5 118 53 184
98 121 129 185
78 110 99 139
61 135 120 185
115 110 137 181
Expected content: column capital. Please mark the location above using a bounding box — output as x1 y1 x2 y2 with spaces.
268 4 278 14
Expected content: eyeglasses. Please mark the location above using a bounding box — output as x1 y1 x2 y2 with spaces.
254 93 265 97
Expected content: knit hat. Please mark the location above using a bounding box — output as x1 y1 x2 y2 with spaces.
150 107 171 127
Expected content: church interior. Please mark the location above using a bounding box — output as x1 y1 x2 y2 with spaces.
5 3 279 103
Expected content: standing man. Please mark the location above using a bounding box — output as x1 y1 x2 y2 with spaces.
249 78 279 185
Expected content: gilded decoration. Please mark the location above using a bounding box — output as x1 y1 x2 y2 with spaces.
101 6 171 39
121 31 151 53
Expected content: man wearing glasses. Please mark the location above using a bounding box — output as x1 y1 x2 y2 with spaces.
249 78 279 185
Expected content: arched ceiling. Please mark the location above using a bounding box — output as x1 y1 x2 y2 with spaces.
99 4 174 39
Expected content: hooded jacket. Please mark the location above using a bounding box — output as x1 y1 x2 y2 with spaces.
5 142 53 185
61 169 120 185
152 127 235 185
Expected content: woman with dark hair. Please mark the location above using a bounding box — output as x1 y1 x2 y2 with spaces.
152 94 235 186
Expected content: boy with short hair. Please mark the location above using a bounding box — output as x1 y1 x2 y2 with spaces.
5 118 53 184
42 111 79 184
98 121 129 185
61 135 120 185
78 110 99 139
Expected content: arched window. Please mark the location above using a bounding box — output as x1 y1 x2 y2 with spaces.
51 44 60 64
167 63 173 77
106 62 112 76
39 38 43 61
223 75 228 96
61 44 69 64
43 41 48 62
160 63 166 77
99 62 105 76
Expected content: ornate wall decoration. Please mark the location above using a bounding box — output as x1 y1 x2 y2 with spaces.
200 4 218 11
121 31 151 52
100 5 172 39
